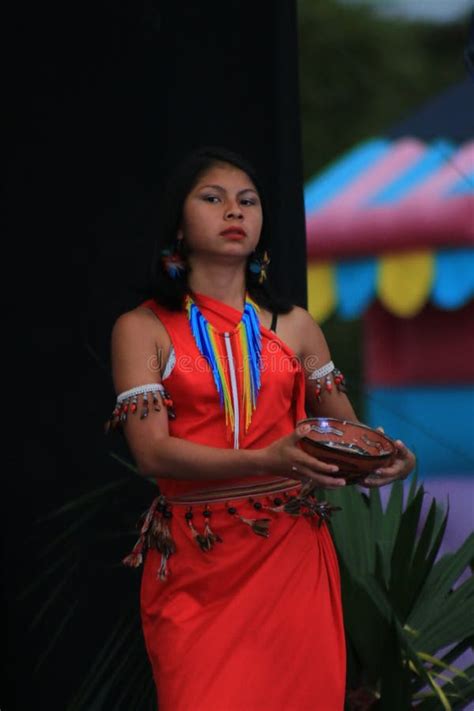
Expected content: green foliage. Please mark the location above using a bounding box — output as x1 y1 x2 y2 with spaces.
321 477 474 709
297 0 468 180
319 313 364 416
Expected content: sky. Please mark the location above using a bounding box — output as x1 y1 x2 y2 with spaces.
341 0 473 23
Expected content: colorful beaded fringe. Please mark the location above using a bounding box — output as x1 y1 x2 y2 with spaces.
185 294 262 445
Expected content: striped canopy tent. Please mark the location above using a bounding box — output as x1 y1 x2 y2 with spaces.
305 137 474 323
304 136 474 488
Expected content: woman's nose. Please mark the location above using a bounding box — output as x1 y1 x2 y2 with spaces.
224 201 243 219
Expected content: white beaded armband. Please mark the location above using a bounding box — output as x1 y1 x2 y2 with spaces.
116 384 164 403
308 360 335 380
105 383 176 434
307 360 347 401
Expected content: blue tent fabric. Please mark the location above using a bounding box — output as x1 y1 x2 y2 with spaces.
304 138 390 212
335 259 377 319
432 249 474 309
312 249 474 318
366 139 455 205
445 171 474 196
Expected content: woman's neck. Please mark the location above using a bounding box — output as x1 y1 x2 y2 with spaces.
187 262 247 310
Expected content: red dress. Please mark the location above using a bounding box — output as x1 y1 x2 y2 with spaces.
138 293 346 710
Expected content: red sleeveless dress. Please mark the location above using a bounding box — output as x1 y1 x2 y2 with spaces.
139 293 346 710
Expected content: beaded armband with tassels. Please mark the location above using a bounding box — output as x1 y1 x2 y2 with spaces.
308 360 347 402
104 383 176 434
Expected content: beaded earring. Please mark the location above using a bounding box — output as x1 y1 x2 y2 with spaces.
248 250 270 284
161 240 186 278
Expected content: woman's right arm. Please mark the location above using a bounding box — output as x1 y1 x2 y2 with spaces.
110 309 346 487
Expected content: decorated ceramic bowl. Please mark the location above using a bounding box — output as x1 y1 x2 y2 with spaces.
297 417 396 482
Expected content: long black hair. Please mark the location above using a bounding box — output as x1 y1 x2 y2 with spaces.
147 146 293 314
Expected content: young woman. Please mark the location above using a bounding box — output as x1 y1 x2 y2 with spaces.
109 146 415 710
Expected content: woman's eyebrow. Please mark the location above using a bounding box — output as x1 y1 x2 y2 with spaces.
198 184 258 196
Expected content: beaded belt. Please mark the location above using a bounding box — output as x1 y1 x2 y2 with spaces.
123 478 341 581
166 477 301 505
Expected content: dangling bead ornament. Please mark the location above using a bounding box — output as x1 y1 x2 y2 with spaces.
123 495 177 581
226 504 272 538
184 507 222 551
185 293 262 447
325 374 332 393
105 383 176 433
333 367 347 392
141 391 151 420
202 507 222 547
249 250 270 284
308 360 347 403
185 508 210 551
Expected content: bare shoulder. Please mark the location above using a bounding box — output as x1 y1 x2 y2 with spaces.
111 305 171 350
277 305 329 360
286 305 317 327
111 306 172 393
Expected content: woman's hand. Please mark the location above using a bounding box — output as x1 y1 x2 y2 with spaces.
359 430 416 488
261 423 348 489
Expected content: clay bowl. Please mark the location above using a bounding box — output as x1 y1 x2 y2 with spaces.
297 417 396 483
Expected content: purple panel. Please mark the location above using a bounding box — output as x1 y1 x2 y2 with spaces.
378 476 473 555
419 476 474 555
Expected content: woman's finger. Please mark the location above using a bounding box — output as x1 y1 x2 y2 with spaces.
290 462 346 488
373 462 403 477
394 439 409 456
294 450 341 475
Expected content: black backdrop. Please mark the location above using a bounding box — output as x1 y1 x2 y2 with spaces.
4 1 307 707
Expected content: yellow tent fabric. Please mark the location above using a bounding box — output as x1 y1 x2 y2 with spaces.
377 251 435 317
307 262 336 323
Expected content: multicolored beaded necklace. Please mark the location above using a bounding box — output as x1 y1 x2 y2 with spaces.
185 293 262 448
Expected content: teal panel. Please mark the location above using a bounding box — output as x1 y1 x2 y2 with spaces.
365 386 474 476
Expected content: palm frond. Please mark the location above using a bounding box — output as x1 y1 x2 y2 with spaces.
322 476 474 709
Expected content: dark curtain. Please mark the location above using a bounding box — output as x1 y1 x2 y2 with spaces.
4 1 306 708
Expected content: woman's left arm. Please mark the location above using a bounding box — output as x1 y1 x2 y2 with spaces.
294 306 358 422
295 307 416 487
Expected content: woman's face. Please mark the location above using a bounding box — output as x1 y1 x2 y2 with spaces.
178 162 263 261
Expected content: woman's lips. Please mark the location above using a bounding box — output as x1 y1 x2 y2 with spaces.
220 227 246 239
